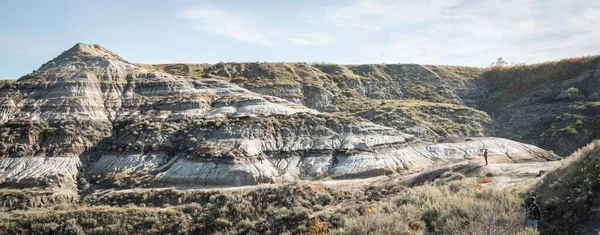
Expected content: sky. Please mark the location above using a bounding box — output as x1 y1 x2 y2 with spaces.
1 0 599 79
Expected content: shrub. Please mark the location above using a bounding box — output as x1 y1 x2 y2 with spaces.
479 176 493 183
308 218 328 235
231 77 248 84
435 171 466 186
1 177 536 235
556 87 582 101
588 92 600 101
408 220 426 231
559 126 578 135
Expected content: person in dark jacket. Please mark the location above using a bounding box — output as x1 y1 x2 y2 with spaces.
525 196 541 231
483 149 488 165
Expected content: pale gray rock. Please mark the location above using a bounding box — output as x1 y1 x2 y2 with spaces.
0 157 80 189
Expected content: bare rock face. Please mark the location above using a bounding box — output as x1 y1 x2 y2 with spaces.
0 43 557 195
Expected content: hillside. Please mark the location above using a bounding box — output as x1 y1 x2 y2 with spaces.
530 140 600 234
482 56 600 155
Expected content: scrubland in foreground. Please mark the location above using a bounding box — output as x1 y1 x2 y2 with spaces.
0 171 539 235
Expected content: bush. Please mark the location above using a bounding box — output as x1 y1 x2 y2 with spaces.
559 126 578 135
307 218 328 235
479 176 493 183
231 77 248 84
556 87 582 101
588 92 600 101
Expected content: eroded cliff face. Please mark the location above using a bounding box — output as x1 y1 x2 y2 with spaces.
142 62 491 139
0 43 560 210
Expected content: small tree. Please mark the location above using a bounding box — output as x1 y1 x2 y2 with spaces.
490 57 508 67
556 87 581 101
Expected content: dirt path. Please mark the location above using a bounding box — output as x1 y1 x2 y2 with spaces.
109 156 559 197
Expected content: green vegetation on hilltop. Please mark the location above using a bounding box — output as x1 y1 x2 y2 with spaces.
149 62 483 103
423 65 484 81
484 56 599 93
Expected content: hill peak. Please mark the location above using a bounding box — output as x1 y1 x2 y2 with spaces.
37 43 126 71
65 43 122 59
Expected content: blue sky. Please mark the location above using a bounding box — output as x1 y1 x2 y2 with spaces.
1 0 599 79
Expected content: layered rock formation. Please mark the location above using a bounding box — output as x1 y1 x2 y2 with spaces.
0 43 558 203
149 56 600 155
142 62 491 139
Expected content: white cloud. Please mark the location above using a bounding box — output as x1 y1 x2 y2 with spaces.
171 0 600 65
177 3 337 48
178 4 278 48
308 0 600 66
307 0 462 31
285 33 337 45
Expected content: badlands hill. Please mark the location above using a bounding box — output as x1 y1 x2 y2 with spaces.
0 43 558 191
0 43 598 234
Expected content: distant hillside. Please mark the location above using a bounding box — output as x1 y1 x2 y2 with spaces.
481 56 600 155
147 56 600 155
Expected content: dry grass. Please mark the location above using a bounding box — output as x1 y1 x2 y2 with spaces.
332 173 534 235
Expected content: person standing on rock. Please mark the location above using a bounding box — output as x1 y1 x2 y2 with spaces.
483 149 488 165
525 196 541 231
